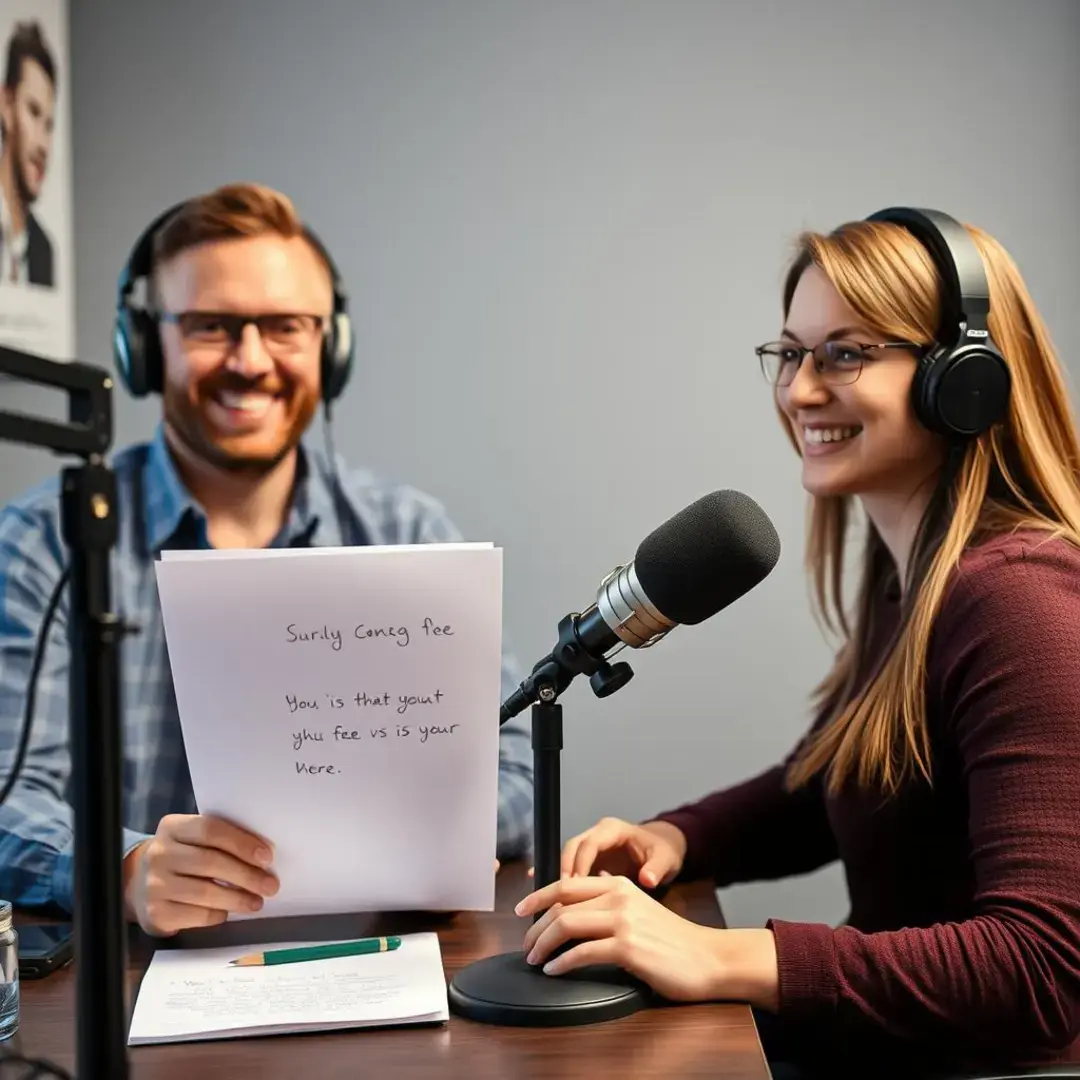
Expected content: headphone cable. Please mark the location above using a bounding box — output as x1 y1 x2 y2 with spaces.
320 401 351 545
0 566 69 809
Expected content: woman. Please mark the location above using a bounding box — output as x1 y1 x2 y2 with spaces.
514 209 1080 1078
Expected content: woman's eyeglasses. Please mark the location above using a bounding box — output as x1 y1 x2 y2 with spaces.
755 339 925 387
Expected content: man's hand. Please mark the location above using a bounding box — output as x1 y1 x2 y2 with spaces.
123 814 279 937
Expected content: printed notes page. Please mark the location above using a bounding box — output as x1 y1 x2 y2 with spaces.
128 932 448 1045
153 543 503 918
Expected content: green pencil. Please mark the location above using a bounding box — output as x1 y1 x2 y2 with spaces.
229 936 403 967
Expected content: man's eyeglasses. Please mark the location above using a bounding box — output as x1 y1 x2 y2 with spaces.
158 311 326 355
755 339 925 387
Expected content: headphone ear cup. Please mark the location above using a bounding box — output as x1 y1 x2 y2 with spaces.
113 308 145 398
931 346 1011 438
911 346 945 433
112 309 163 398
141 313 165 395
320 312 354 404
913 344 1011 438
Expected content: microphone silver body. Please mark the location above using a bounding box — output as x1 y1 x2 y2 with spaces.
595 563 677 649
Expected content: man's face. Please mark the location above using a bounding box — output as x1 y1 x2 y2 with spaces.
154 233 332 475
1 58 55 204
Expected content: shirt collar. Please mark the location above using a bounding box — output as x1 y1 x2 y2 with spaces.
142 424 332 553
0 189 29 277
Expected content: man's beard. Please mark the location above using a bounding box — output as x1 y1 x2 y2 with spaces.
163 376 319 478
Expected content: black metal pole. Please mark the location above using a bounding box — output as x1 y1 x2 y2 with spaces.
531 696 562 893
63 459 128 1080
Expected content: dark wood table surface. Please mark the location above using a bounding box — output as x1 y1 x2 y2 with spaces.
6 862 769 1079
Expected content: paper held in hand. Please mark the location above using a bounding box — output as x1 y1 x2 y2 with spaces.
127 931 448 1044
154 542 503 918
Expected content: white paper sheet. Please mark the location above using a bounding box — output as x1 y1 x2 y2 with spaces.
153 544 503 918
128 932 449 1045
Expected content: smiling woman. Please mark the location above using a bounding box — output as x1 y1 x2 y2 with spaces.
769 265 948 582
518 207 1080 1080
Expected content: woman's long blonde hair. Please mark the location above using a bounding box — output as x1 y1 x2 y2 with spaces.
781 217 1080 797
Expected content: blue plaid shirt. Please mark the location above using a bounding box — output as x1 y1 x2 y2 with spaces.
0 425 533 913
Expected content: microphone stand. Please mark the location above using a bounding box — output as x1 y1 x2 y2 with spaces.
0 346 129 1079
448 616 649 1025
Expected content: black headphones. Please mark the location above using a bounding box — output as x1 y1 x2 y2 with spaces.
863 206 1011 439
113 201 355 403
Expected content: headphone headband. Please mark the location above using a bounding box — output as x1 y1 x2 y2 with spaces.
865 206 990 344
115 203 185 311
116 200 350 311
863 205 1009 439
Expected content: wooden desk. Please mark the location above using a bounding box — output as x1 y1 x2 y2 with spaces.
9 863 769 1079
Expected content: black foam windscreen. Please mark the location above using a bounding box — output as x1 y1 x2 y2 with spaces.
634 490 781 625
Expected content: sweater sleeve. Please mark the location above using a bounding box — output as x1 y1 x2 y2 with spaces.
650 746 838 887
768 543 1080 1057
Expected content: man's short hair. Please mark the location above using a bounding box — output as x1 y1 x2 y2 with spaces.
151 182 331 280
4 20 57 94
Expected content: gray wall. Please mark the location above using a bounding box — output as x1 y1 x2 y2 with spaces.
3 0 1078 927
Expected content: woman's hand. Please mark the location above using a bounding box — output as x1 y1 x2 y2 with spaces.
558 817 688 888
516 875 780 1008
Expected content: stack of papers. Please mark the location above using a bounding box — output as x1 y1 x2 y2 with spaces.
128 932 449 1044
153 543 504 917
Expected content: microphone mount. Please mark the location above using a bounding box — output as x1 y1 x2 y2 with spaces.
498 611 634 726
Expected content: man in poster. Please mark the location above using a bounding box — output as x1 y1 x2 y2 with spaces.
0 19 56 287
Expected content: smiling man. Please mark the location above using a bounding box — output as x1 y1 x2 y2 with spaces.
0 182 533 935
0 20 57 286
147 193 341 550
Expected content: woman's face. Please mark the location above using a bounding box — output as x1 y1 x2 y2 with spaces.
773 265 945 500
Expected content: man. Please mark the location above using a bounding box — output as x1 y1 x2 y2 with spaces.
0 182 533 936
0 20 57 286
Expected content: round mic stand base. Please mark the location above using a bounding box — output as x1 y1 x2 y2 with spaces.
450 691 649 1027
448 952 648 1027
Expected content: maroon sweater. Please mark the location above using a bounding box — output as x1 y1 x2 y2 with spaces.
654 532 1080 1075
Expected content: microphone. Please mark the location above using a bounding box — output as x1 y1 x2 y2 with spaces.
451 489 781 1028
499 489 781 723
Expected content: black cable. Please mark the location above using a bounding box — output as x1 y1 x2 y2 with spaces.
0 566 70 808
0 1052 74 1079
320 402 351 545
322 399 338 470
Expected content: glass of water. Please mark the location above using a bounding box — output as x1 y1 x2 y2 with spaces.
0 899 18 1040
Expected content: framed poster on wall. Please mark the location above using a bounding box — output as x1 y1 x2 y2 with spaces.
0 0 72 361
